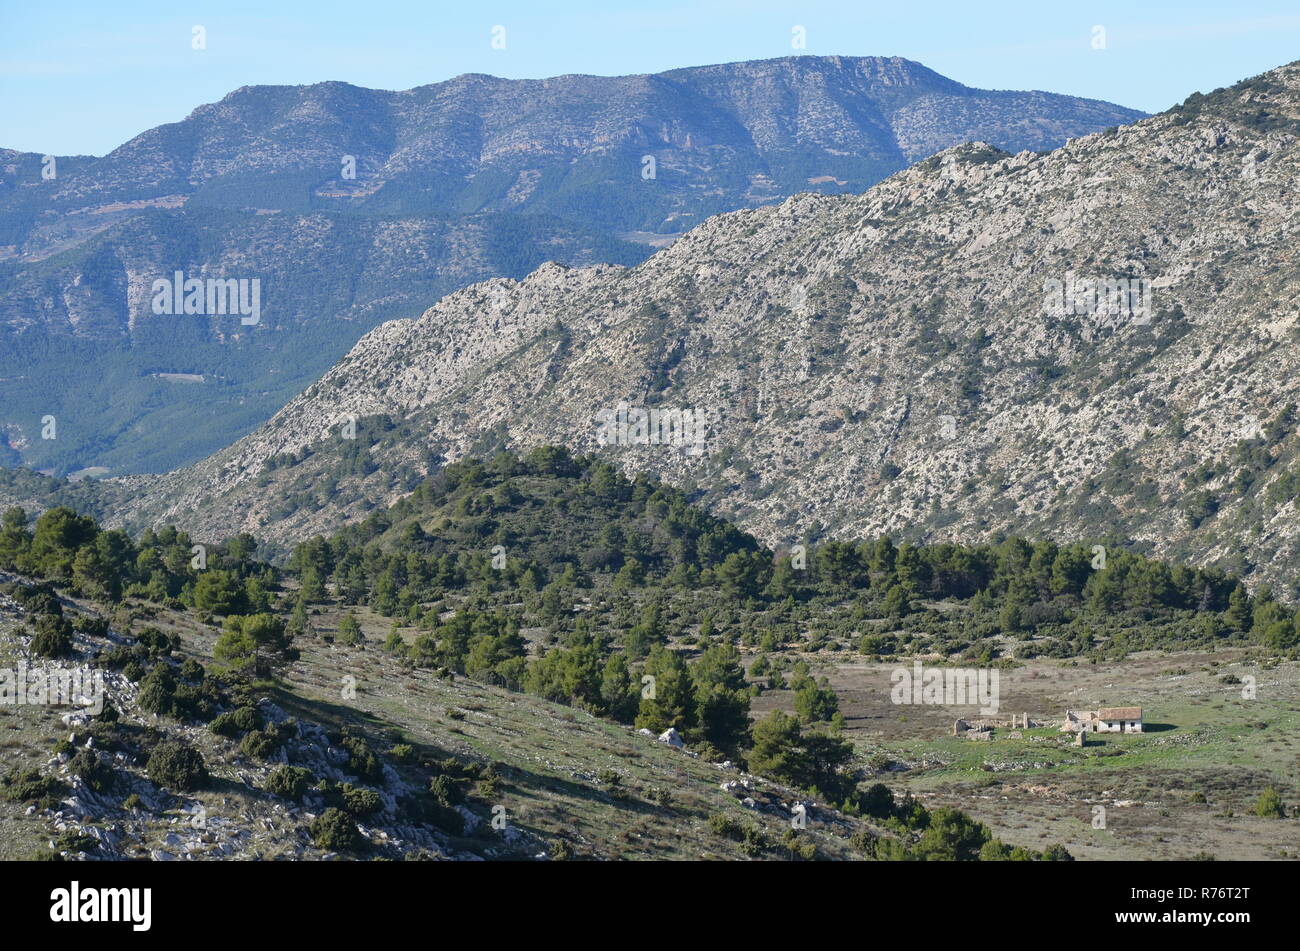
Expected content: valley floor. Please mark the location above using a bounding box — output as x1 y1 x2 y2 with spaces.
753 650 1300 860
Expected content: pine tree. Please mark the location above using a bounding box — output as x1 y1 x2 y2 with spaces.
599 654 636 722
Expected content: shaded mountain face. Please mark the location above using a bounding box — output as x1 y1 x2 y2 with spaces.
59 61 1300 590
0 55 1143 475
0 209 644 473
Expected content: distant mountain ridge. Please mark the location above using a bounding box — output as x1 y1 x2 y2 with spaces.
3 56 1144 252
0 55 1144 474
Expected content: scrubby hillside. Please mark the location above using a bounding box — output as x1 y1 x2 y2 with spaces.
7 447 1299 859
1 469 1105 861
0 588 879 861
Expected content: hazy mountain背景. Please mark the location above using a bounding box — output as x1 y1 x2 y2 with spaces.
31 60 1300 593
0 55 1145 475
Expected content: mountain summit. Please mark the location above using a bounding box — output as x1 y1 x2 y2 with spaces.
5 55 1143 245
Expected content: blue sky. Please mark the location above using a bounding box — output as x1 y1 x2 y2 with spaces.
3 0 1298 156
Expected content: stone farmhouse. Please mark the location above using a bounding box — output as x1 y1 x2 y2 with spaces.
1061 707 1143 733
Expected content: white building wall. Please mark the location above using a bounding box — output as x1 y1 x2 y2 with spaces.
1097 719 1142 733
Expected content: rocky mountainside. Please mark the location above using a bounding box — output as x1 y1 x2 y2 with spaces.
0 208 641 474
16 63 1300 589
0 56 1141 475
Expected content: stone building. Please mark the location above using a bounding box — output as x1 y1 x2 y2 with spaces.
1095 707 1143 733
1061 707 1143 733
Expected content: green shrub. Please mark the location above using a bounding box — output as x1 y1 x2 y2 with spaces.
597 768 621 788
341 784 382 817
7 583 62 616
264 765 313 801
1254 786 1285 818
428 774 463 807
475 769 500 799
69 749 114 794
171 681 221 722
121 660 145 682
310 807 364 852
743 826 769 852
780 829 813 860
707 812 743 840
209 712 239 737
73 615 110 637
135 627 178 656
240 728 283 760
31 614 73 658
1 767 66 809
210 705 261 738
339 733 383 783
98 645 133 670
337 612 363 646
137 664 177 716
146 742 208 792
54 830 99 855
